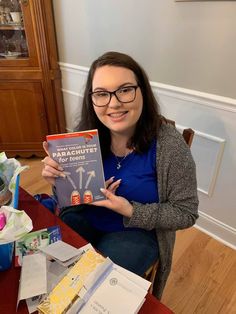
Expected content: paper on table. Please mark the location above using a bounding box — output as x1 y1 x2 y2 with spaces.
39 240 81 262
68 258 151 314
26 260 69 314
19 243 95 313
46 260 69 291
83 258 151 294
37 249 106 314
80 268 148 314
115 264 151 291
67 260 113 314
55 243 95 267
17 253 47 307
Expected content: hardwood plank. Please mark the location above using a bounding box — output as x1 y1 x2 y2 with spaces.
17 157 51 196
162 230 236 313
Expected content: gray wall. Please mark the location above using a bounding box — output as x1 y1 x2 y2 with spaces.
52 0 236 98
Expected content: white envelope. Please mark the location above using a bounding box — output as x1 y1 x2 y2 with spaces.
17 253 47 311
25 260 69 313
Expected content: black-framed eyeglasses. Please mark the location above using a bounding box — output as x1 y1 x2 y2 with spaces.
90 85 139 107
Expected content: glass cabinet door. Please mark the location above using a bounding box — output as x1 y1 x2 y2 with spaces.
0 0 38 66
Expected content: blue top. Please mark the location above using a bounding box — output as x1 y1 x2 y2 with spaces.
83 140 159 232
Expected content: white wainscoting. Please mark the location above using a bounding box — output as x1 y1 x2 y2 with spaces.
176 126 225 197
59 62 236 250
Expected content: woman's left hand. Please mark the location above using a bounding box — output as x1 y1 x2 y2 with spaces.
93 188 133 218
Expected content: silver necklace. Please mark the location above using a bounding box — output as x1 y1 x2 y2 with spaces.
113 151 132 170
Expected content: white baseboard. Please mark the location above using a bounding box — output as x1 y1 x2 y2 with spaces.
195 211 236 250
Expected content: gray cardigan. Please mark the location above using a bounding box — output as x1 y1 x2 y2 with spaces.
124 123 199 299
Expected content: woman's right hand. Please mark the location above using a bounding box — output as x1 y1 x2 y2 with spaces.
41 141 65 186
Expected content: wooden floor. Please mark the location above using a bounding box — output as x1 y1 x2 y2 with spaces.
18 157 236 314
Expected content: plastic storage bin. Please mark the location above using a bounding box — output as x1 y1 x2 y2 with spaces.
0 175 20 271
0 242 14 271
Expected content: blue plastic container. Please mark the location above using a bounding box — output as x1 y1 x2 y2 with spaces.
0 242 14 271
0 175 20 271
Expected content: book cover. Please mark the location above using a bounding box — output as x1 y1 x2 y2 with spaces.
15 226 62 267
37 249 105 314
46 129 106 208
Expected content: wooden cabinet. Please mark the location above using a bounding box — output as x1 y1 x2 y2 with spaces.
0 0 66 157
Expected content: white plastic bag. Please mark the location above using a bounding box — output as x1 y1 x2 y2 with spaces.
0 152 28 207
0 206 33 244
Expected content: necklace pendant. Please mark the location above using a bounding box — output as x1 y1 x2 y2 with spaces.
117 163 121 170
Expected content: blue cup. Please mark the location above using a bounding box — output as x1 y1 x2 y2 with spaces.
0 242 14 271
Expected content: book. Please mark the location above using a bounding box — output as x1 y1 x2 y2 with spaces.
46 129 106 208
15 225 62 267
79 268 148 314
37 249 106 314
70 258 150 314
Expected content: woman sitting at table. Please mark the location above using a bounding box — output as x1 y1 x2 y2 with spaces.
42 51 199 299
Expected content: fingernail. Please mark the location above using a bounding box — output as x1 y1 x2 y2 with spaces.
41 158 46 163
58 166 64 171
60 173 66 178
100 188 106 192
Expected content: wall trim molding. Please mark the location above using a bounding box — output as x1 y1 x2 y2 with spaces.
59 62 89 74
176 125 226 197
59 62 236 112
195 211 236 250
61 88 81 98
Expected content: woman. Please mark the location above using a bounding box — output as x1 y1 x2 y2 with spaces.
42 51 199 298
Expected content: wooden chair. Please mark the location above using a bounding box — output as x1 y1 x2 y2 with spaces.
143 117 194 294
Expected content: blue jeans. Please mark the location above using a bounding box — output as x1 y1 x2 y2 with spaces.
61 210 158 276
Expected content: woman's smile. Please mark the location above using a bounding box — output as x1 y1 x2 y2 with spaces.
107 110 129 121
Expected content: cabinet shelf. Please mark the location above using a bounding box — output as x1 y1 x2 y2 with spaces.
0 24 24 30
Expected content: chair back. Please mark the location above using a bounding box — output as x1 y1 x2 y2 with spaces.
161 117 194 148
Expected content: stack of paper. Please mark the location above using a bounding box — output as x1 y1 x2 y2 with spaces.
80 269 148 314
68 258 151 314
17 242 94 314
37 249 105 314
18 238 151 314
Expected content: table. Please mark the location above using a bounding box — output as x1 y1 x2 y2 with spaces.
0 188 173 314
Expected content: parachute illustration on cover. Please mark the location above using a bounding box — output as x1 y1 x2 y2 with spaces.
47 130 106 208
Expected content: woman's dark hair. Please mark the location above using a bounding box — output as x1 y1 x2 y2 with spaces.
74 51 162 158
